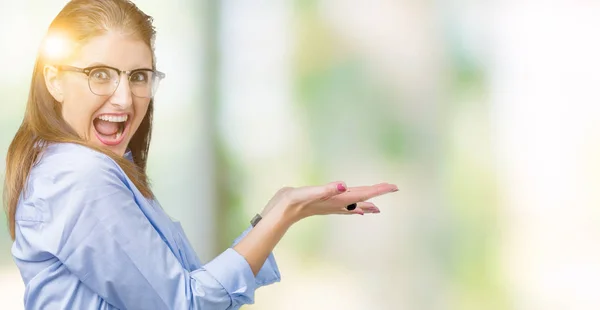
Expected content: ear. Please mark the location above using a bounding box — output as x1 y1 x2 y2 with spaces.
43 65 64 102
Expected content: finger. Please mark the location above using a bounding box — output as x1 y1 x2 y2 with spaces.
331 185 398 205
346 184 398 201
290 181 347 204
359 202 381 214
342 202 380 215
347 183 392 192
297 182 397 204
348 183 398 194
355 183 398 201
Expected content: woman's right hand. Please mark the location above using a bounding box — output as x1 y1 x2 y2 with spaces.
261 181 399 225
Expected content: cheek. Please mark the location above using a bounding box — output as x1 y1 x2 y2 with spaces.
61 88 105 135
131 99 151 132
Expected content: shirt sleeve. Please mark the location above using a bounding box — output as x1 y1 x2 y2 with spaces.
17 151 276 310
231 226 281 287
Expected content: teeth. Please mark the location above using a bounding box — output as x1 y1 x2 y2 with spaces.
115 131 122 140
98 114 128 123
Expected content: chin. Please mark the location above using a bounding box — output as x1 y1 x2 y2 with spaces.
90 113 134 156
90 139 128 156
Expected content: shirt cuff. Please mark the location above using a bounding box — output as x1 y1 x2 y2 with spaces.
232 226 281 286
202 248 257 305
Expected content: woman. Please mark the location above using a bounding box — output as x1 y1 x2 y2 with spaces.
3 0 398 309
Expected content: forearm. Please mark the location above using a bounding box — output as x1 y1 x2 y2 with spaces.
233 210 293 276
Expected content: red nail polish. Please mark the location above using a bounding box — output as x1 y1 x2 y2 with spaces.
337 183 347 192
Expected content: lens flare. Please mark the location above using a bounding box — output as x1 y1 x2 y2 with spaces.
42 33 71 61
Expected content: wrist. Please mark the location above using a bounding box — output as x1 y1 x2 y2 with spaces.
261 206 296 230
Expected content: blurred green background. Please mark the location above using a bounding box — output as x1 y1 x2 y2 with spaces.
3 1 600 310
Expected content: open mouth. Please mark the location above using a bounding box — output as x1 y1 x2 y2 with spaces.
92 114 130 146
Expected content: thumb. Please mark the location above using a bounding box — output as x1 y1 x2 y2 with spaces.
295 181 347 204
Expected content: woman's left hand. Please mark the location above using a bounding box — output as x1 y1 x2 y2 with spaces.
237 181 398 275
259 181 398 221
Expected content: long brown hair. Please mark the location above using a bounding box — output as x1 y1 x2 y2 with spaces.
3 0 157 240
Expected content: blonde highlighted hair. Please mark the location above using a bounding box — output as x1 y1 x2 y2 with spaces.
3 0 157 239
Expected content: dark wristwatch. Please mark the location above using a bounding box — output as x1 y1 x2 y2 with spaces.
250 213 262 227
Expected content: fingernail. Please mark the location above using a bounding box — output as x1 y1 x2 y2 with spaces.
337 183 347 192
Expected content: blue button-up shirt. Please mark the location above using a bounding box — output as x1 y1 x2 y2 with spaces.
11 143 281 309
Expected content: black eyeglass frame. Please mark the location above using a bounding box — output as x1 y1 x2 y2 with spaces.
56 64 166 98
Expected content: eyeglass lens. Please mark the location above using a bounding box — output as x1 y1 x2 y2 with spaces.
88 67 160 98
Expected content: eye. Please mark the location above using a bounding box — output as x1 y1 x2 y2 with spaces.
130 71 149 84
89 68 112 82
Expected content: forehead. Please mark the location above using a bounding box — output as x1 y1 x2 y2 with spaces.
73 31 153 69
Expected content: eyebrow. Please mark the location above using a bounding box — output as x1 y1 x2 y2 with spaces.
86 62 153 71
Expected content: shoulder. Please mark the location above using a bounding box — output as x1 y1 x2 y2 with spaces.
22 143 131 212
37 142 116 170
17 143 135 224
15 144 138 255
32 143 126 186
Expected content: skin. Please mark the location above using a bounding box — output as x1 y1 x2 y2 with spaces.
234 182 398 275
44 31 152 156
42 30 399 277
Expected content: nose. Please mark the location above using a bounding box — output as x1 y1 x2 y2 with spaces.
109 74 133 108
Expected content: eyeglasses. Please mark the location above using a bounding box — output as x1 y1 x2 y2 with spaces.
56 65 166 99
